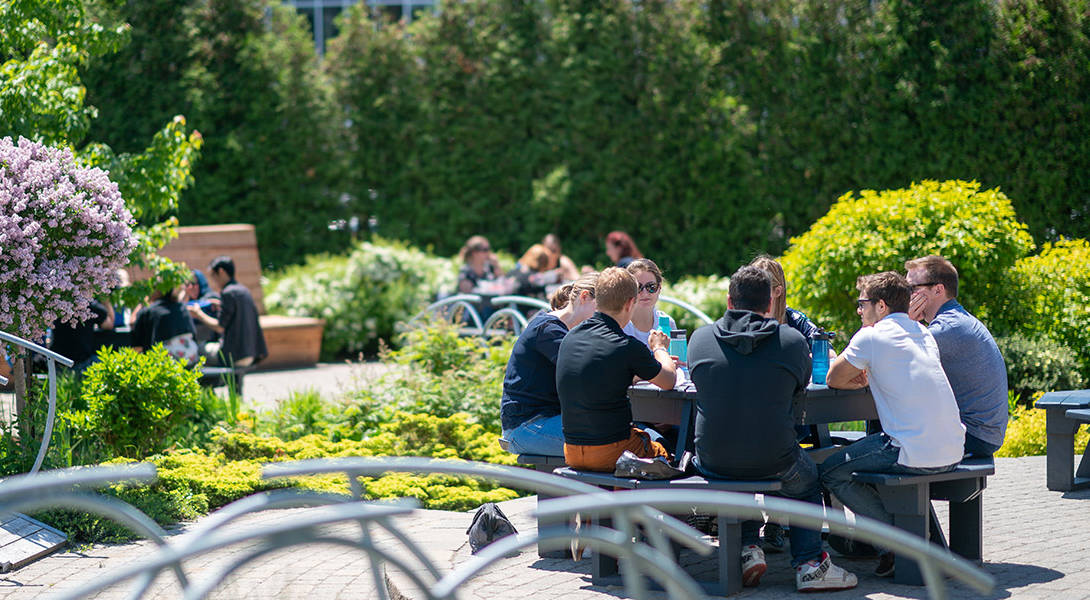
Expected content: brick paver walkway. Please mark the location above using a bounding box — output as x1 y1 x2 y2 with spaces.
1 455 1086 599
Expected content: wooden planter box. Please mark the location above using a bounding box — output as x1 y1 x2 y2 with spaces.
258 315 325 369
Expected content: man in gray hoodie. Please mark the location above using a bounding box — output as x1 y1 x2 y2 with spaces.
688 266 856 592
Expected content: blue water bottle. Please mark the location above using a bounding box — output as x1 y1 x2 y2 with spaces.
811 329 834 385
658 314 672 336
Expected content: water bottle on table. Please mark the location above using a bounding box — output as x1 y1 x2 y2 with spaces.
811 329 834 385
669 329 688 381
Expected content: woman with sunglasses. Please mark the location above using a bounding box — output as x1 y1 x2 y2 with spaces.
501 272 599 456
622 258 676 348
457 235 502 294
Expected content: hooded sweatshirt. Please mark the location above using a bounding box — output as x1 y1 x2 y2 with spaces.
688 309 812 478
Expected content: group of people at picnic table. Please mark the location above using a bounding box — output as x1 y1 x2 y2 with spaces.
499 250 1008 592
48 255 267 373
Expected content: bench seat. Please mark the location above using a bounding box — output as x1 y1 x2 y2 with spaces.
1036 389 1090 491
852 458 994 586
553 466 780 596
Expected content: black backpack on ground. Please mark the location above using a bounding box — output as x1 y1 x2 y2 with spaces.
466 502 518 554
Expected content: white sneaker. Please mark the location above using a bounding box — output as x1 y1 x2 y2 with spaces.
741 544 767 587
796 552 858 592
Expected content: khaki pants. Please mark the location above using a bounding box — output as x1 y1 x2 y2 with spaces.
564 427 669 472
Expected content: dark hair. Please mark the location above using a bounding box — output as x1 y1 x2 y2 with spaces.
595 267 637 313
857 271 911 313
728 266 773 313
605 231 643 260
904 255 959 298
625 258 664 286
209 255 236 279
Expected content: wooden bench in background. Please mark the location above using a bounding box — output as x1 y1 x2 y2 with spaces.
135 224 325 370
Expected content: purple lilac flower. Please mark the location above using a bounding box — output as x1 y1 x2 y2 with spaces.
0 137 136 339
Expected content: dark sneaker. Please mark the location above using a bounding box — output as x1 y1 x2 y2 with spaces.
875 552 895 577
763 523 786 553
827 533 879 558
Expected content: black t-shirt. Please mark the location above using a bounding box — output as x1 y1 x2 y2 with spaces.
689 310 812 478
556 312 662 445
501 313 568 431
219 281 268 364
50 299 109 364
131 298 195 350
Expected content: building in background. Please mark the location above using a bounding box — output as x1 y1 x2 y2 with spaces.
284 0 435 55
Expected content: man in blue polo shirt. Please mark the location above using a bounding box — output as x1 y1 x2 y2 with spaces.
556 267 677 472
905 255 1008 457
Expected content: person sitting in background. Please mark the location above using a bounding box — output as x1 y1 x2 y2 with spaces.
131 286 199 365
187 255 267 367
688 266 857 591
605 231 642 268
184 269 221 346
457 235 502 294
507 244 561 298
905 255 1008 457
556 267 676 471
622 258 677 348
542 233 581 282
50 297 114 372
749 255 827 345
501 273 599 457
822 271 965 578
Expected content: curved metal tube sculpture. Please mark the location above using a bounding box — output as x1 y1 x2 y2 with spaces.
657 295 715 326
0 330 75 474
407 294 484 332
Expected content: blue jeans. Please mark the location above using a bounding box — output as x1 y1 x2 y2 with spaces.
820 433 956 526
697 446 824 567
502 414 564 456
964 432 1001 458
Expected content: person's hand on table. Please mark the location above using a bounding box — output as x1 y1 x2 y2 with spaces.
648 329 669 352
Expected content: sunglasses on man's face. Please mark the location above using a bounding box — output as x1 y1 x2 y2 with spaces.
637 282 660 294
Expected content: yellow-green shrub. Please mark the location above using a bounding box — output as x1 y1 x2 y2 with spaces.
997 404 1090 458
781 180 1034 345
998 239 1090 380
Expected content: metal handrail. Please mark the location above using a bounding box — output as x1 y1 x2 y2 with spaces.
657 295 715 326
0 331 75 475
488 295 551 311
482 307 528 336
407 294 484 331
537 490 996 598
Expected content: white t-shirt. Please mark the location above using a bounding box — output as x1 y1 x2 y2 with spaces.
842 312 965 468
622 309 677 348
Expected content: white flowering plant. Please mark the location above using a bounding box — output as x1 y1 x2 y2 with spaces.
0 136 136 339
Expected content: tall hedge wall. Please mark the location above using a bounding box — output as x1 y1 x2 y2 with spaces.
82 0 1090 274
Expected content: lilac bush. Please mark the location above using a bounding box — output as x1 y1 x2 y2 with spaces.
0 137 136 339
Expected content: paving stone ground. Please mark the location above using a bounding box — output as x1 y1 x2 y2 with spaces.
0 455 1086 599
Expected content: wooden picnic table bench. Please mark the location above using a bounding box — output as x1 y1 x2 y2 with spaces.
1035 389 1090 491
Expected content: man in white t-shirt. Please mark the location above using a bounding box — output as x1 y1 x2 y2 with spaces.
820 271 965 577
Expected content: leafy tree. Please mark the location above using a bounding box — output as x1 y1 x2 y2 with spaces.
84 0 346 269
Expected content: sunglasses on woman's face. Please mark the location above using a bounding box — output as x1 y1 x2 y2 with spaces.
637 282 660 294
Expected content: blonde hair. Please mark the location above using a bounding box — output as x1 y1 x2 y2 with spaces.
750 255 787 323
595 267 637 313
518 244 552 272
550 271 599 309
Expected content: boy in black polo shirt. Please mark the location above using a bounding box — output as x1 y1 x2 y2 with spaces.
556 267 677 471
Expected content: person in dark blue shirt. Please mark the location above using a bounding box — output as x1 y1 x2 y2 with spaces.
501 273 598 456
